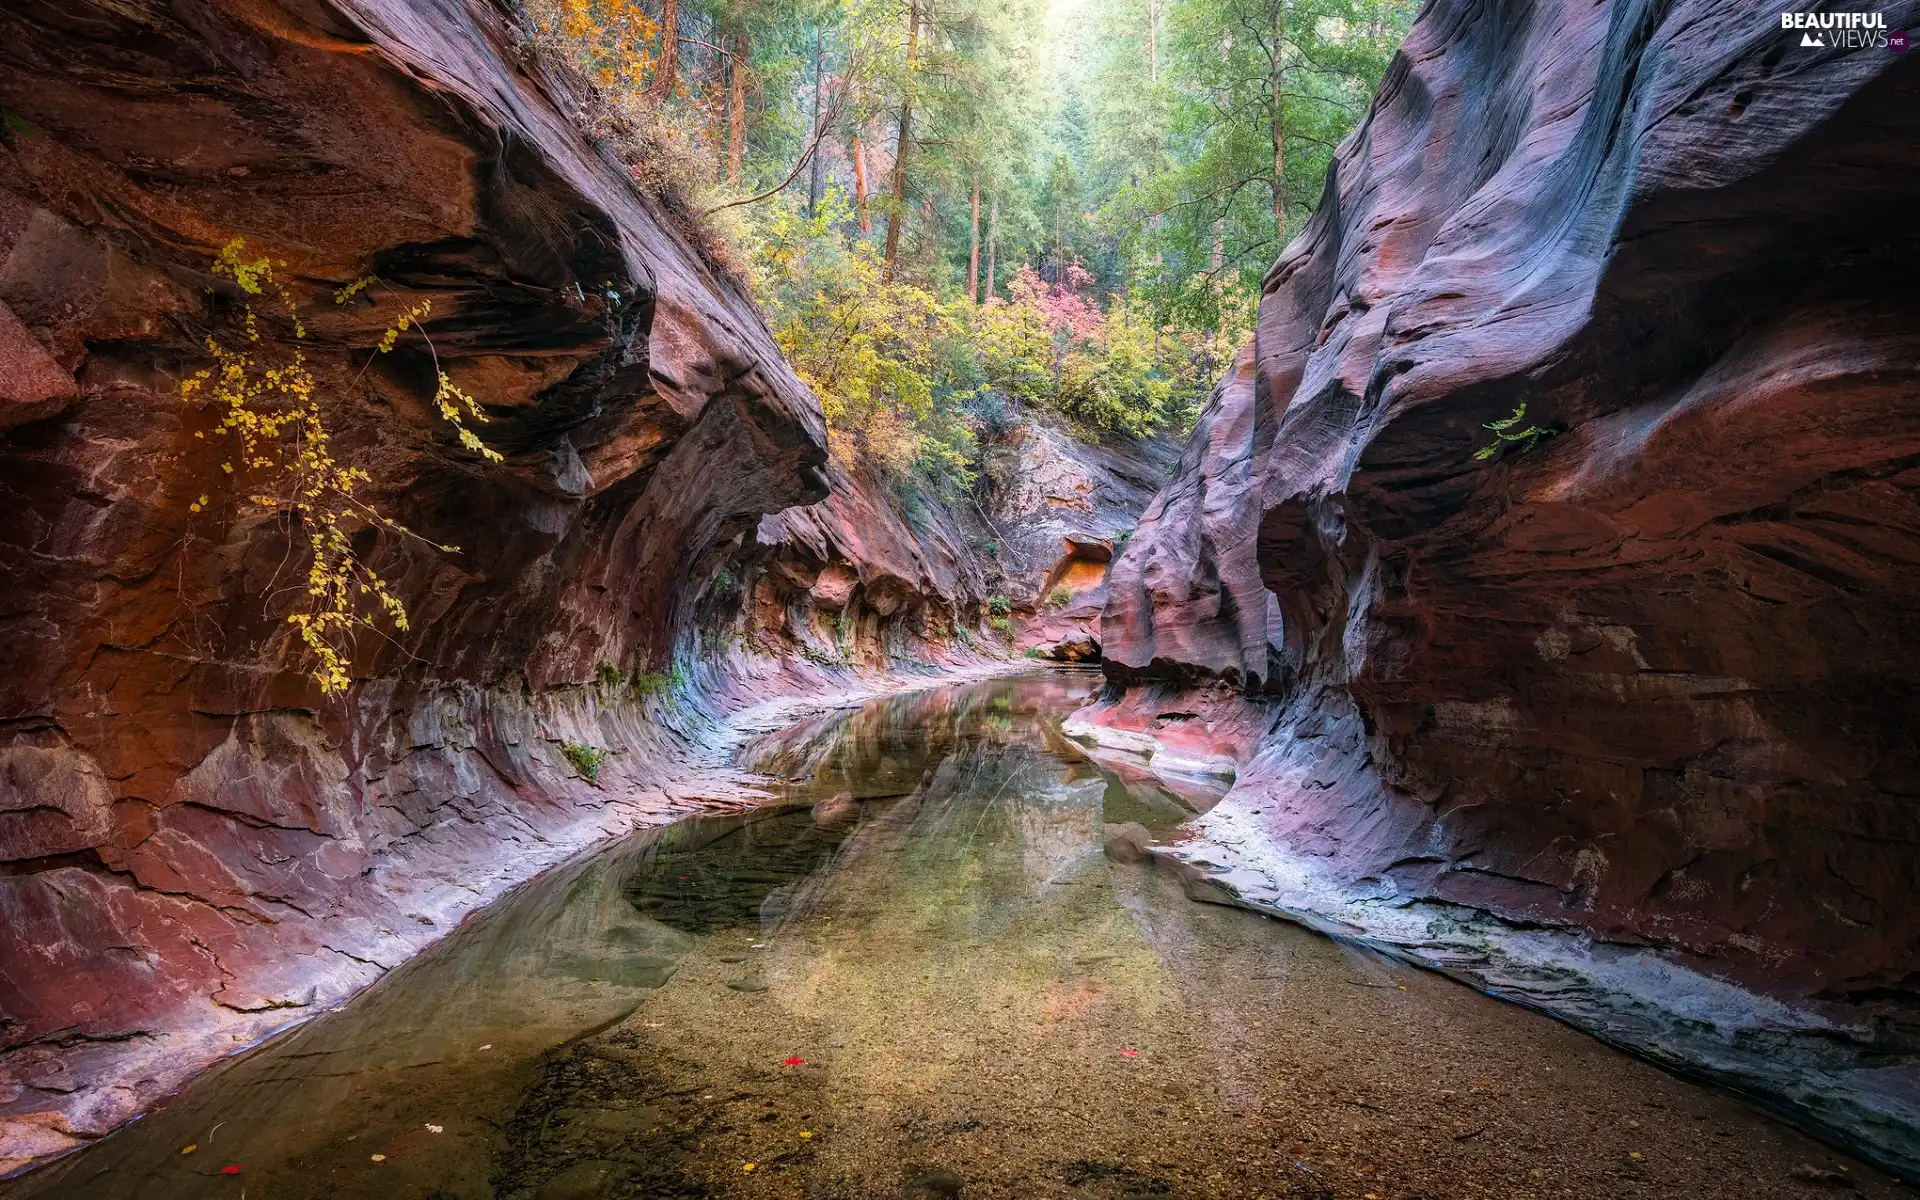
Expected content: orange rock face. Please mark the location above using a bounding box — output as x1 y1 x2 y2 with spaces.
1092 0 1920 1175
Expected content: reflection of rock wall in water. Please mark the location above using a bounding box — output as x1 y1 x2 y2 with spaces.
2 818 701 1199
1079 0 1920 1176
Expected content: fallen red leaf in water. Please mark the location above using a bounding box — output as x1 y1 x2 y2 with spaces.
782 1056 806 1066
1122 1049 1140 1058
220 1165 243 1175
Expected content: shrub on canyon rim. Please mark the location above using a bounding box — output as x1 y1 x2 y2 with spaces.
181 239 501 694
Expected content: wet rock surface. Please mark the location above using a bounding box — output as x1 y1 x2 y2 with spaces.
1087 0 1920 1177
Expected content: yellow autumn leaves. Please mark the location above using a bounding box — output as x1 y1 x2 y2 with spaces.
181 239 500 694
528 0 662 93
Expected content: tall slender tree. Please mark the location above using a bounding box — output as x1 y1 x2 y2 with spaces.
726 30 750 183
851 132 873 231
649 0 681 101
986 193 997 298
881 0 921 280
807 26 827 212
967 167 981 301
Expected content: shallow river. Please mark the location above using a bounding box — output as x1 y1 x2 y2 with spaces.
9 673 1905 1199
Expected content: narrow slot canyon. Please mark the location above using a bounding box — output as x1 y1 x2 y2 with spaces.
0 0 1916 1196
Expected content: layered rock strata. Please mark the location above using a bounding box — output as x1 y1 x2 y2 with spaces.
0 0 1109 1172
976 420 1178 661
1081 0 1920 1176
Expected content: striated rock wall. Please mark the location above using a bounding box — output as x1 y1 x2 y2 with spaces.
1097 347 1283 689
976 420 1178 662
746 459 987 666
1085 0 1920 1174
0 0 1086 1172
0 0 816 1167
0 0 1177 1168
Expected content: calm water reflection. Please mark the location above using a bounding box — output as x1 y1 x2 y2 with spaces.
8 671 1217 1199
10 671 1893 1200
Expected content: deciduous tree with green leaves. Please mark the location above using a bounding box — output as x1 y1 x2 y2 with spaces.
525 0 1413 481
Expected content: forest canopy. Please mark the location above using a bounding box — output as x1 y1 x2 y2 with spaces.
522 0 1416 487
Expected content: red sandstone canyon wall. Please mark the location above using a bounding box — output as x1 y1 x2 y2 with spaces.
0 0 1174 1169
1081 0 1920 1175
0 0 833 1165
0 0 959 1170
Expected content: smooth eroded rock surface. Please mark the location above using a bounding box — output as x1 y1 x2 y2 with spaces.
1089 0 1920 1176
0 0 1155 1172
0 0 1177 1168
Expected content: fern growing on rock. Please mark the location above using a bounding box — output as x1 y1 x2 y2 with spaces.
1474 404 1555 462
560 740 609 783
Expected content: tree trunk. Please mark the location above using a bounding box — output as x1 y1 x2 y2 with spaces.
726 33 748 186
1055 193 1066 282
851 134 872 233
1210 217 1225 272
807 27 826 215
1271 105 1286 229
650 0 680 104
882 0 920 282
986 195 997 299
1270 0 1287 229
967 168 981 303
1147 0 1158 83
